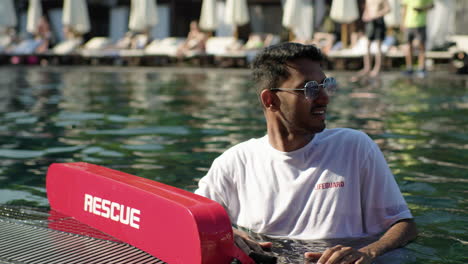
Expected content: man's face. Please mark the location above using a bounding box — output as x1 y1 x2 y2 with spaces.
274 58 329 134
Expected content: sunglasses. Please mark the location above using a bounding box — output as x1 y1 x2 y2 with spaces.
270 77 337 100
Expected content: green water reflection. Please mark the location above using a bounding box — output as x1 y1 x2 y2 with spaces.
0 67 467 263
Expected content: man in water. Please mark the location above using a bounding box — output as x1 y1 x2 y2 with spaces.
195 43 417 263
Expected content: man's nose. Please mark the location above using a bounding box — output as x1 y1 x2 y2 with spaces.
313 87 329 104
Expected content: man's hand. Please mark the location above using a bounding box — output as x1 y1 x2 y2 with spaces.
233 228 272 254
233 228 277 263
304 219 417 263
304 245 373 264
362 12 372 23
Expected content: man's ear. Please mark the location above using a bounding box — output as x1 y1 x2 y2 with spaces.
260 89 278 110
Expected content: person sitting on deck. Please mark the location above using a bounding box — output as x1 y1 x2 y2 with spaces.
307 32 336 55
0 27 19 52
195 42 417 264
32 16 52 54
176 20 208 58
226 33 264 52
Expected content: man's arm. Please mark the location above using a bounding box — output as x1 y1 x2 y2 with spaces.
233 228 272 253
375 0 391 19
233 228 278 263
362 0 391 22
304 219 418 264
400 4 407 31
359 219 417 259
414 2 434 12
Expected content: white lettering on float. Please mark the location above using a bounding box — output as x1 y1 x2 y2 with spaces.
84 194 141 229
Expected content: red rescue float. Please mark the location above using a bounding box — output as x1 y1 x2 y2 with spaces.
46 162 255 264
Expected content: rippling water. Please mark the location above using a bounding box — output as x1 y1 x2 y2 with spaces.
0 66 467 263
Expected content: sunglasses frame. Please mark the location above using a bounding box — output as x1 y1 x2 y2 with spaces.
270 77 337 100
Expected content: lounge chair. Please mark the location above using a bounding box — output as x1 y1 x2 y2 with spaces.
7 39 42 55
0 34 15 53
212 34 281 67
204 36 244 67
52 38 82 55
2 38 45 65
144 37 186 66
327 35 400 70
81 37 113 53
117 34 151 66
80 37 119 65
39 38 83 65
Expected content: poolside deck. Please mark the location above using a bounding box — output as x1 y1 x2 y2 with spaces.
0 49 458 72
326 50 454 71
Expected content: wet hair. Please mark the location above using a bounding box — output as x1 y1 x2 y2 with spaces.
251 42 324 95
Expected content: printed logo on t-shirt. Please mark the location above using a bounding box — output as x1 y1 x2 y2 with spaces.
314 181 345 190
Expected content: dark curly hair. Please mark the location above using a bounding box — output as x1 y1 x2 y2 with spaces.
251 42 324 96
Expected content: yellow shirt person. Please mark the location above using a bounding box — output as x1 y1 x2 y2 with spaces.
402 0 434 28
401 0 434 77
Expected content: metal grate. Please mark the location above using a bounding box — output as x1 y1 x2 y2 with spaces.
0 206 166 264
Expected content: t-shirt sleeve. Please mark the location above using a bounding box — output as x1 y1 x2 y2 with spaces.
194 156 240 220
360 137 413 235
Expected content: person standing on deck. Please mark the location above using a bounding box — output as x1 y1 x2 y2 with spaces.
195 42 417 264
401 0 434 77
351 0 391 82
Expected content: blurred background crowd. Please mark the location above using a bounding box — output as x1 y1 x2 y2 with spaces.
0 0 467 72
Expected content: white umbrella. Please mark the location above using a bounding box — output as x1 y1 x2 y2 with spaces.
27 0 43 34
384 0 401 28
128 0 158 33
63 0 90 34
282 0 313 41
329 0 359 24
225 0 249 26
330 0 359 48
0 0 17 28
282 0 300 29
199 0 217 31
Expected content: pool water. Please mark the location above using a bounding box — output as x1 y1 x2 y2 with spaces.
0 66 467 263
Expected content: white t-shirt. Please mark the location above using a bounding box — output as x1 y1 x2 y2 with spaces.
195 128 412 240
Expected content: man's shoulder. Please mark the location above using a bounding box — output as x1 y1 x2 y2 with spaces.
216 136 266 161
229 136 266 151
417 0 433 6
367 0 386 6
318 128 370 141
403 0 433 6
317 128 375 150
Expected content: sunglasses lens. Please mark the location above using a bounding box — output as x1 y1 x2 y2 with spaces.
323 77 337 95
304 81 319 99
304 78 337 99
